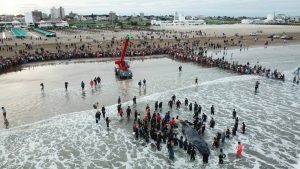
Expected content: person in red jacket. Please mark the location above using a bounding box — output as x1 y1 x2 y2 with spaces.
170 117 175 129
237 141 243 158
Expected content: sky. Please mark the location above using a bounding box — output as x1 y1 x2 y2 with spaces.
0 0 299 17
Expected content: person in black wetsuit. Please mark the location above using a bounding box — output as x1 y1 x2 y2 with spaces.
197 105 202 114
81 81 85 90
183 139 188 150
97 76 101 84
185 98 188 106
64 82 69 91
176 100 181 109
202 113 207 122
201 124 206 135
106 117 110 128
179 136 184 148
195 77 198 84
187 142 193 155
194 102 198 114
133 96 137 105
158 102 162 110
211 105 215 115
203 152 209 163
134 110 138 121
95 110 101 123
126 106 131 119
101 106 106 118
172 94 176 103
40 83 44 91
118 96 121 104
156 132 162 150
190 147 196 161
168 100 173 109
155 101 158 110
255 80 260 94
210 118 215 128
232 109 237 119
143 79 146 87
179 65 182 72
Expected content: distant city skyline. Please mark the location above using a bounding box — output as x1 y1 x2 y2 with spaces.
0 0 300 17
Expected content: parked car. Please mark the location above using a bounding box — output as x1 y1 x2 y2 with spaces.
280 35 293 40
273 35 281 39
249 32 257 36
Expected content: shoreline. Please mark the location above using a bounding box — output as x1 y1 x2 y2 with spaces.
1 42 299 76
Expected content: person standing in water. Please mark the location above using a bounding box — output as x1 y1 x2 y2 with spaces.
232 109 237 119
81 81 85 90
237 142 243 158
106 117 111 128
95 110 101 123
195 77 198 85
126 106 131 119
133 96 137 105
65 82 69 91
90 79 94 88
241 122 246 134
138 80 142 88
143 78 146 87
179 65 182 72
101 106 106 118
190 147 196 161
2 107 7 120
40 83 44 91
97 76 101 85
211 105 215 115
118 96 121 104
255 81 260 94
218 148 226 164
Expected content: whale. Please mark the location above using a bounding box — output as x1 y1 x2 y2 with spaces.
180 120 210 156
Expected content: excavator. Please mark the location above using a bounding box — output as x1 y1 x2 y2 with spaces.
115 34 132 79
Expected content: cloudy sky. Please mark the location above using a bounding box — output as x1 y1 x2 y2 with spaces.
0 0 299 16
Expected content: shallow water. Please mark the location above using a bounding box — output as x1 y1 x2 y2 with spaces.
0 56 233 127
0 45 300 169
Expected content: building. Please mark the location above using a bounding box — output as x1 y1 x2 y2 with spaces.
38 21 53 28
140 12 144 19
58 7 65 19
0 15 14 21
51 6 65 21
32 10 42 22
51 7 59 20
109 11 117 22
25 12 34 25
55 21 69 27
290 16 300 22
42 13 49 19
151 12 206 26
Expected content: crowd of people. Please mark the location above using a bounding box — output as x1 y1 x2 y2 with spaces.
1 33 294 84
92 94 247 164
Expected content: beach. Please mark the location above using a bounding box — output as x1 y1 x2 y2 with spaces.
1 25 300 169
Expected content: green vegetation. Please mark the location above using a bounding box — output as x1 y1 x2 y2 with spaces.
205 16 241 25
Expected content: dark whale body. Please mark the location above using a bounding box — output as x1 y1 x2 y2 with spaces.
180 120 210 155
